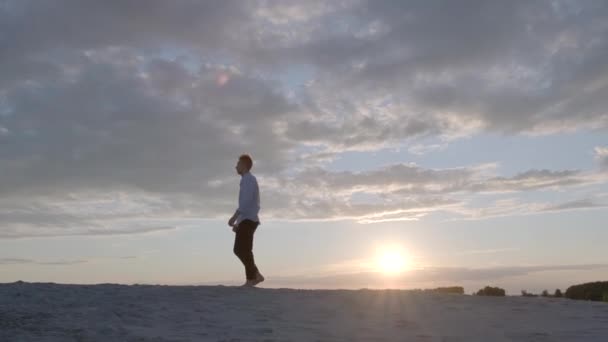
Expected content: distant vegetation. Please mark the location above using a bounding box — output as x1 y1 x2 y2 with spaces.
565 281 608 302
400 281 608 302
424 286 464 295
476 286 506 297
418 281 607 302
521 290 538 297
411 286 464 295
521 289 564 298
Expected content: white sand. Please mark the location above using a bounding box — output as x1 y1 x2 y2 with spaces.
1 282 607 341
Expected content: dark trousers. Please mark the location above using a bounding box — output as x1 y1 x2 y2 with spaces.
233 219 260 280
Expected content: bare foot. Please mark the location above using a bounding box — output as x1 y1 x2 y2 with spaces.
252 271 265 286
240 272 264 288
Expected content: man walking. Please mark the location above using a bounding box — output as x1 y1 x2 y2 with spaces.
228 154 264 287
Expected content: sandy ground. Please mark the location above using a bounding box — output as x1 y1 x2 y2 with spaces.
1 282 607 341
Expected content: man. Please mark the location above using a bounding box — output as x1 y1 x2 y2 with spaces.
228 154 264 287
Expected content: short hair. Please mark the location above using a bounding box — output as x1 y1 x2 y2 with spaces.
239 154 253 170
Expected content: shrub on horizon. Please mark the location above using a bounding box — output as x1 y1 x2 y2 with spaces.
476 286 506 297
424 286 464 295
565 281 608 301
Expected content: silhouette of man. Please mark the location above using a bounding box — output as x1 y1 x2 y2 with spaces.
228 154 264 287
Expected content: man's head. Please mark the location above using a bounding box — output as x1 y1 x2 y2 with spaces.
235 154 253 175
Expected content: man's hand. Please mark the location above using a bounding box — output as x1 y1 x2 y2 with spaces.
232 224 239 233
228 211 239 227
228 210 239 231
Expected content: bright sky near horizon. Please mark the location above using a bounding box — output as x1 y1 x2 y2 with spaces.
1 0 607 294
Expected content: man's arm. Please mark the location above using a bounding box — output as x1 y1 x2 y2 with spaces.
228 177 252 227
228 210 239 226
237 177 254 214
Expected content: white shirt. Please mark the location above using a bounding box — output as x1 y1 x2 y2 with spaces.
236 171 260 225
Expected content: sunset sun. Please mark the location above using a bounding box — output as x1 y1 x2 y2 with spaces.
375 246 410 275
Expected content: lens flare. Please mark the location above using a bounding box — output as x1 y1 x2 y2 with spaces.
216 72 230 87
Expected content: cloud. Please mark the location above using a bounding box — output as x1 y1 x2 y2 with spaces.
0 44 298 237
246 0 608 153
0 255 137 264
449 196 608 221
408 143 447 155
1 1 608 237
0 258 86 265
465 169 587 193
455 248 519 256
0 1 252 59
3 1 607 153
0 57 295 195
260 163 602 222
595 146 608 169
0 159 602 237
0 191 185 238
539 199 608 213
0 224 176 239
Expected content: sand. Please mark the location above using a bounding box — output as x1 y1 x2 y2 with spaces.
1 282 607 341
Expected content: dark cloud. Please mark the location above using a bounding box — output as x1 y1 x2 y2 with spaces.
1 1 607 237
267 0 608 146
0 0 251 56
0 56 295 196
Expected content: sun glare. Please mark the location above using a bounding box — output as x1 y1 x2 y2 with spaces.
376 246 409 275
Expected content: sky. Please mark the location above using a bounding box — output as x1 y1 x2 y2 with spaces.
1 0 607 294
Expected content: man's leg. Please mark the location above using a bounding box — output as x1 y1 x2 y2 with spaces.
233 220 259 280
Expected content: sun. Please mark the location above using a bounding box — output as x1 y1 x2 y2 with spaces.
375 245 410 275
